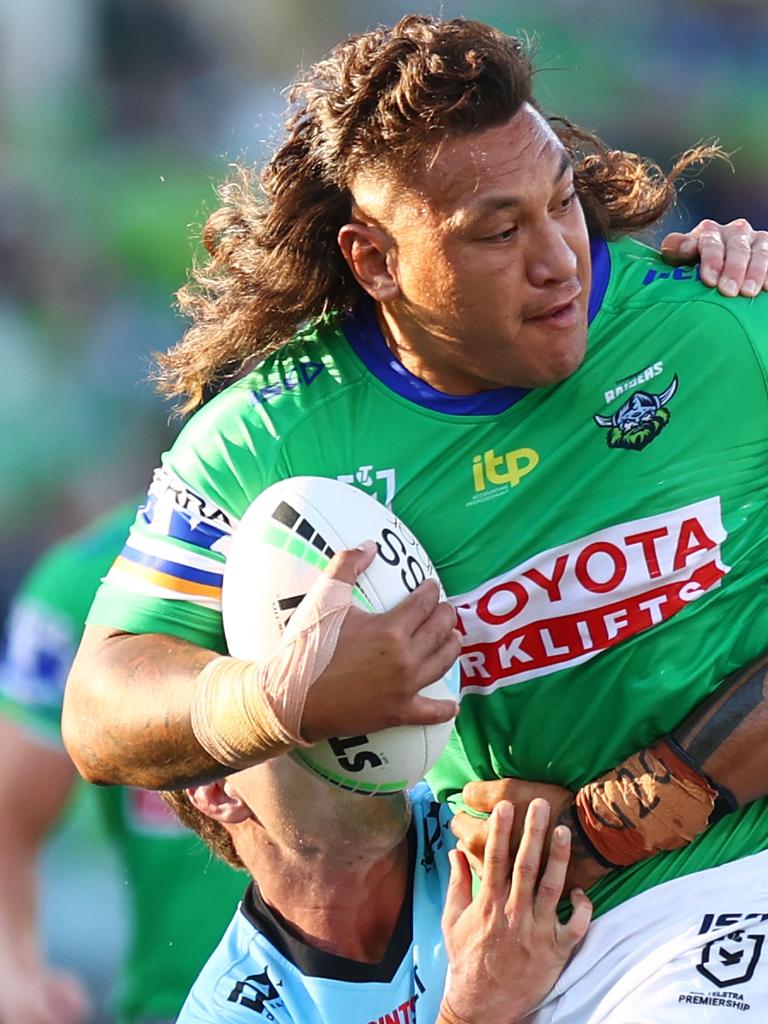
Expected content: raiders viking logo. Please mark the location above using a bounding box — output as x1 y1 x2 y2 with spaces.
696 930 765 988
593 375 679 451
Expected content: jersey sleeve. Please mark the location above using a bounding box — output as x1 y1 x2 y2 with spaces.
177 918 299 1024
177 994 298 1024
86 385 284 652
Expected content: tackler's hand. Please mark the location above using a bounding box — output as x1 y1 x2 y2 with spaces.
440 799 592 1024
661 218 768 298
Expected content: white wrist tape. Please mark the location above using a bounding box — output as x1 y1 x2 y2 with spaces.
190 575 354 770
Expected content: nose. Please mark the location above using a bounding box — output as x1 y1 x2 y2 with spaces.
526 221 579 287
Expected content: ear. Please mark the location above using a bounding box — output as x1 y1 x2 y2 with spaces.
186 779 253 825
338 222 399 301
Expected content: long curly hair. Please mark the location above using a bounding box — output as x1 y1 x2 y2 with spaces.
157 14 719 412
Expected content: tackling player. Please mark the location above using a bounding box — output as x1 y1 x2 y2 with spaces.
163 754 590 1024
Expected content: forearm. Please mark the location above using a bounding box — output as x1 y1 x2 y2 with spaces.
567 654 768 878
0 837 40 971
671 653 768 807
0 725 75 975
62 625 225 789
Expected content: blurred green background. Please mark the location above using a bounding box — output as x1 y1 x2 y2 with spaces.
1 0 766 1019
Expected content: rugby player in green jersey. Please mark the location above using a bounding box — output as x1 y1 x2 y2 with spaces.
62 15 768 1021
0 504 245 1024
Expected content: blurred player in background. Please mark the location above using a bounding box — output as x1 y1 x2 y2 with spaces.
0 501 245 1024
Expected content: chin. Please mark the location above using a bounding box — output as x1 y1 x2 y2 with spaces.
542 337 587 384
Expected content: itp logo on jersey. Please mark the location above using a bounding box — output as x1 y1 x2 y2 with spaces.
467 447 540 506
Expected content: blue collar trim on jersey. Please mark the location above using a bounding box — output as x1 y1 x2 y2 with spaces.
588 236 611 323
342 301 529 414
343 236 611 415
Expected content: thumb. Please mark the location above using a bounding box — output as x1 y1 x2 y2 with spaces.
561 888 593 948
405 692 458 726
323 540 377 585
462 777 522 814
442 847 472 934
660 231 698 264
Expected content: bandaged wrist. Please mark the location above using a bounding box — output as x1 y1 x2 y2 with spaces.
574 738 730 869
190 575 354 770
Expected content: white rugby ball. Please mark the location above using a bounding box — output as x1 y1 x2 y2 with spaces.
222 475 460 795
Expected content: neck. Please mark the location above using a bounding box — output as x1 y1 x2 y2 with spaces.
245 831 410 962
377 302 484 395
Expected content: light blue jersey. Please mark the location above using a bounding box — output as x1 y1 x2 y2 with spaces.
178 785 454 1024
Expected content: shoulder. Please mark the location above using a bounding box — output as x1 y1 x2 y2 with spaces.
180 316 364 447
178 910 293 1023
17 501 137 620
598 237 768 368
0 505 136 720
166 316 366 515
604 237 768 327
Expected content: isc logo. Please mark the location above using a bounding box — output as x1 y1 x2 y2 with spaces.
472 447 539 492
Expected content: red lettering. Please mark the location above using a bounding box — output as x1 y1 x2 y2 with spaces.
625 527 668 579
381 1013 400 1024
460 560 726 690
476 580 529 625
574 542 627 593
453 604 470 637
398 1000 412 1024
523 554 568 602
673 518 717 570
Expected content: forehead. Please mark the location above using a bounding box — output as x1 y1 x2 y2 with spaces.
418 103 567 217
349 103 568 229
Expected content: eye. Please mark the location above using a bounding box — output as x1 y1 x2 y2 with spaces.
556 191 577 213
483 225 518 242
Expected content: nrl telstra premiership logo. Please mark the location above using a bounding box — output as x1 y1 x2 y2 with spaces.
593 375 679 451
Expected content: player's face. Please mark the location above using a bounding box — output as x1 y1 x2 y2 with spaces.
380 104 591 392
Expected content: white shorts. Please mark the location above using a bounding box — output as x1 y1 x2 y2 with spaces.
529 850 768 1023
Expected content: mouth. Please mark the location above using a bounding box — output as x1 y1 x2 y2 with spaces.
524 293 581 327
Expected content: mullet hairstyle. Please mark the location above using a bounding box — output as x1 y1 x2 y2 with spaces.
157 14 720 412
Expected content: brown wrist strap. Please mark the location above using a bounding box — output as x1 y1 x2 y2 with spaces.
574 738 721 868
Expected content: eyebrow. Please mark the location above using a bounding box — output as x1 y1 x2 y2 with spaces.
453 149 573 223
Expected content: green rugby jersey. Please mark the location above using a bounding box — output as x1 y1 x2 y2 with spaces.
0 502 245 1022
89 237 768 917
